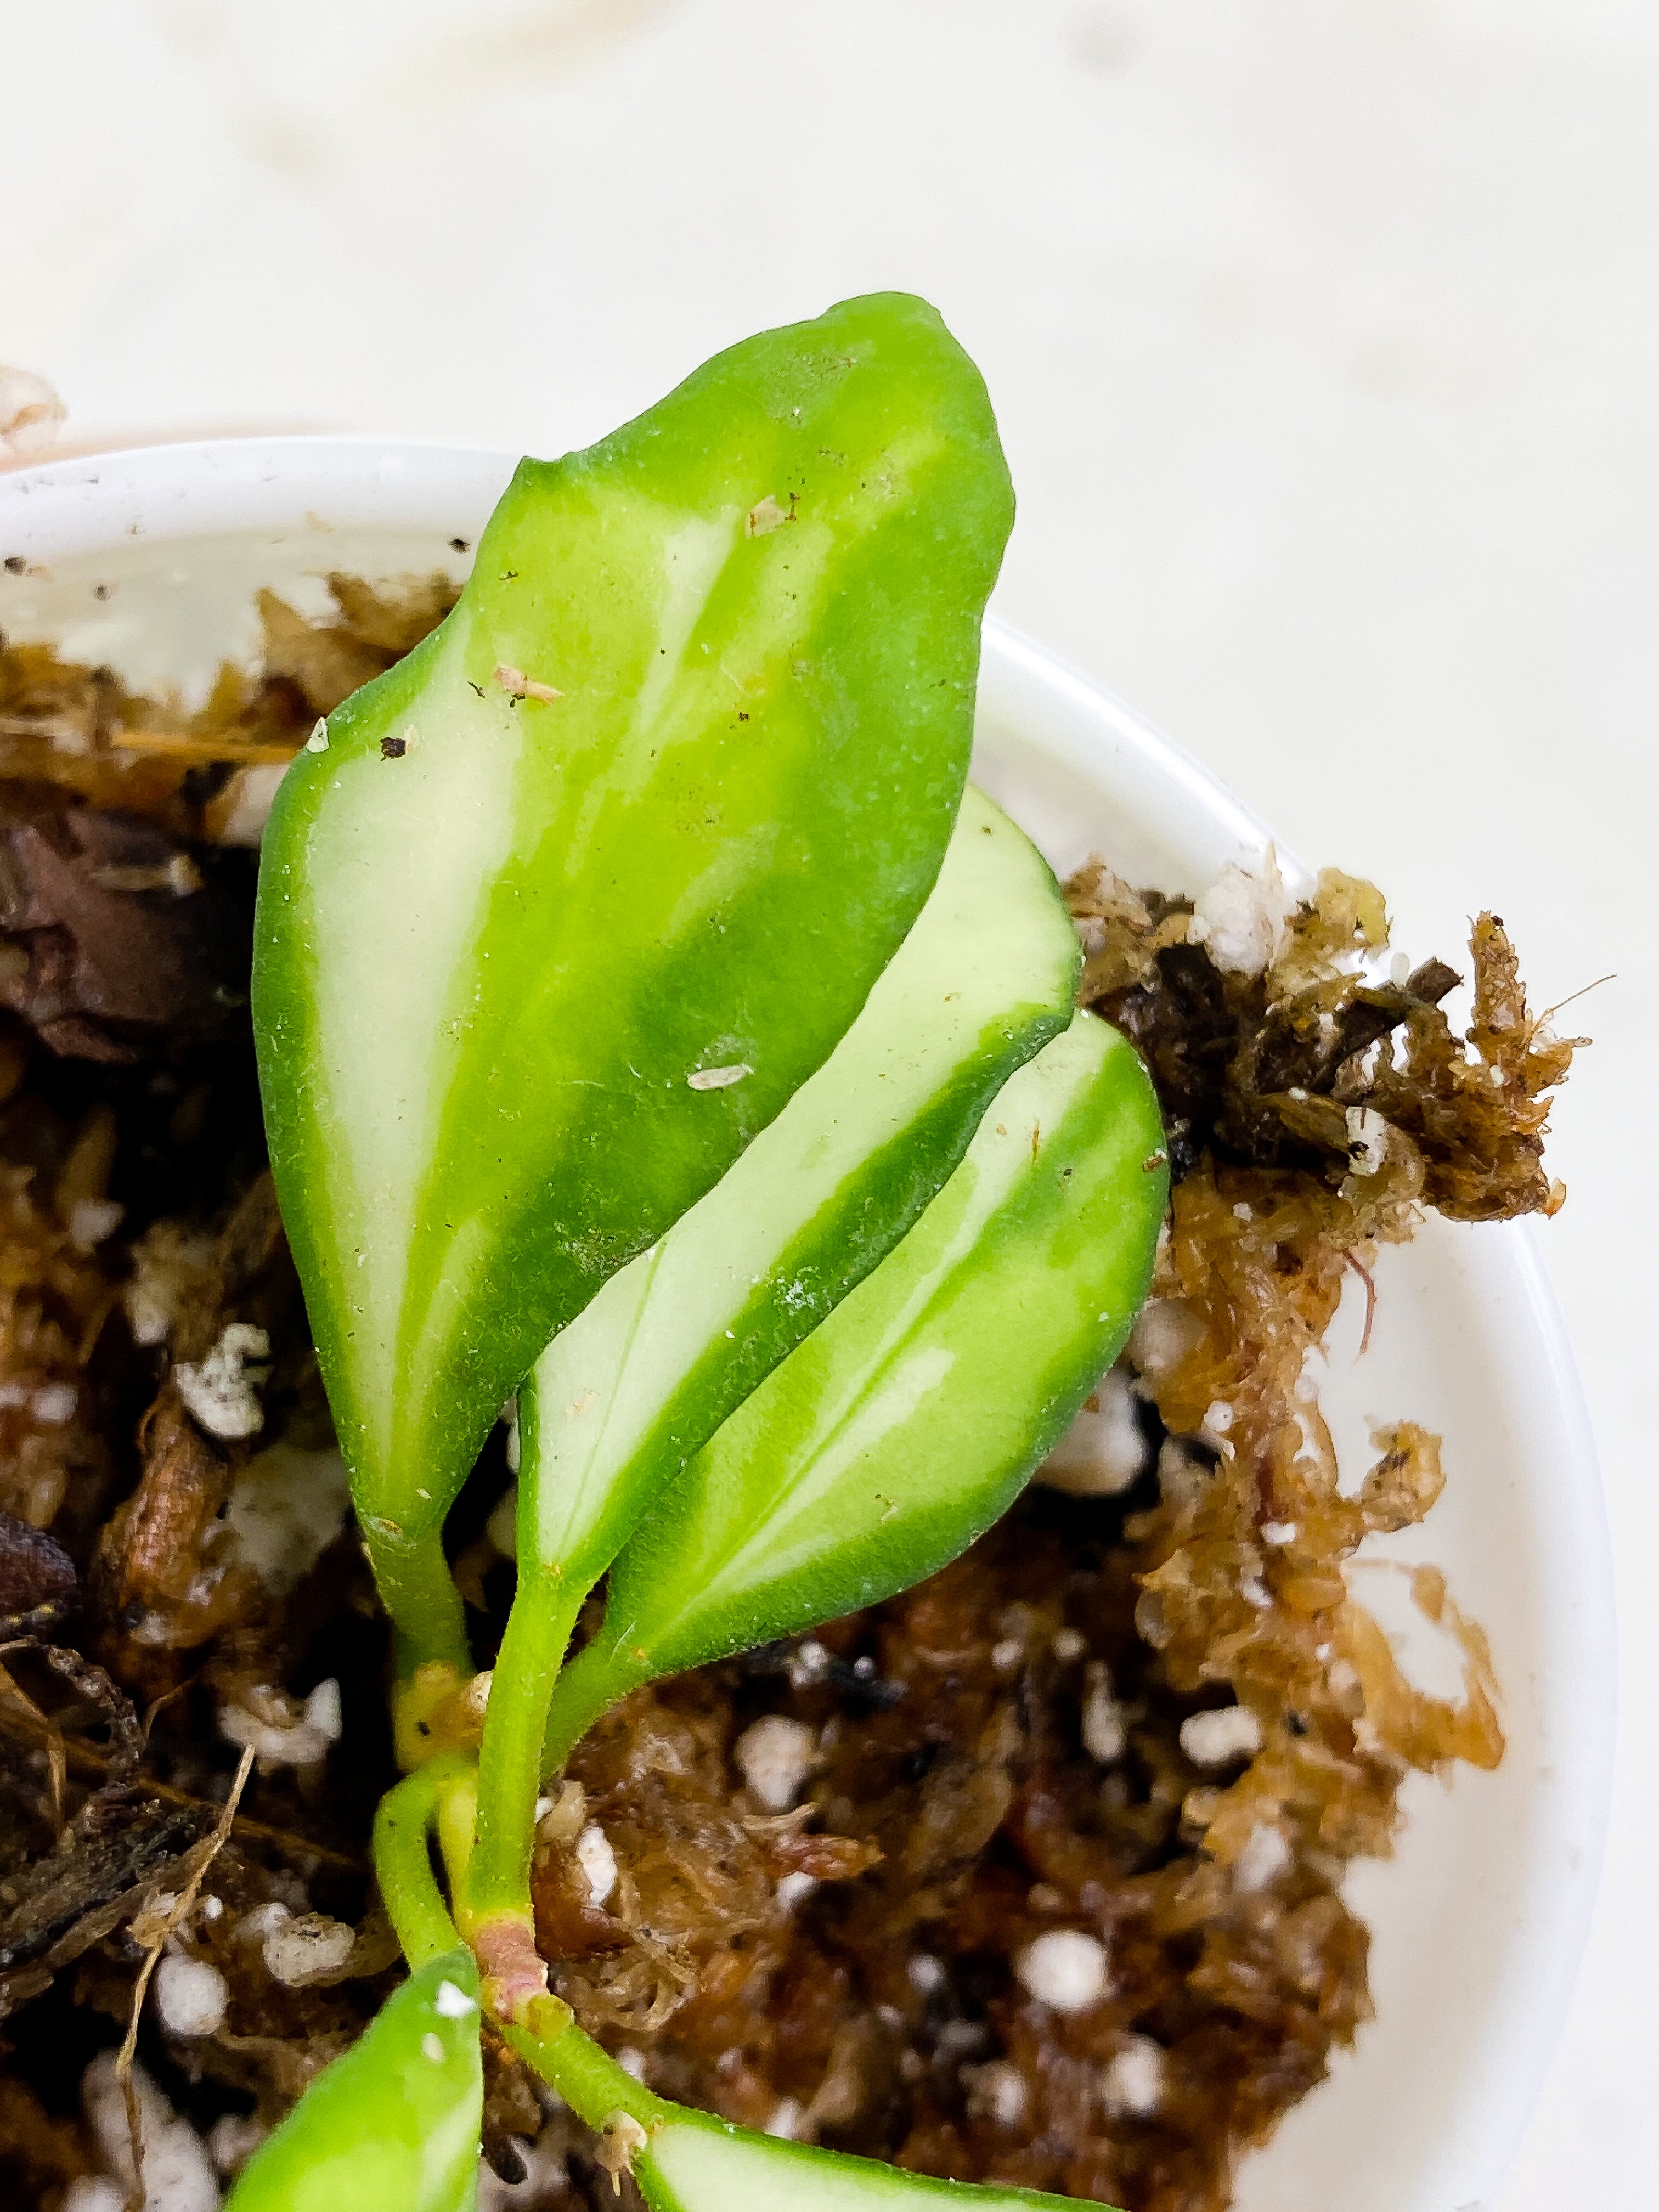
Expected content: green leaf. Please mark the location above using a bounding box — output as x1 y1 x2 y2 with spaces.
541 1013 1166 1760
251 292 1013 1656
640 2114 1120 2212
223 1946 482 2212
466 785 1075 1934
517 785 1077 1594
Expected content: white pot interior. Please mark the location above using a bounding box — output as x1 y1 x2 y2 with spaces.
1 439 1614 2212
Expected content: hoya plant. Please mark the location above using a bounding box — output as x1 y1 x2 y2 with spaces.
232 295 1166 2212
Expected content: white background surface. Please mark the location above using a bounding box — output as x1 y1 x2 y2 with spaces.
4 4 1654 2204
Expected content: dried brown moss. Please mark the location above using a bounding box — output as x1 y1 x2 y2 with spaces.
521 1384 1495 2212
512 857 1570 2212
1073 860 1578 1219
0 595 443 2205
0 574 457 834
0 604 1581 2212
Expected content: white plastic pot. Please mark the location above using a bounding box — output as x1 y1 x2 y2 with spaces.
0 437 1615 2212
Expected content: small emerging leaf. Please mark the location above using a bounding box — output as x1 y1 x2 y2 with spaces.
224 1946 482 2212
543 1013 1165 1754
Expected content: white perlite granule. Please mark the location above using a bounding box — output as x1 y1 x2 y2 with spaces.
965 2061 1030 2128
209 763 288 848
263 1910 355 1987
1101 2035 1166 2118
69 1198 125 1251
1186 851 1297 978
1179 1705 1263 1769
122 1222 215 1348
575 1821 618 1908
1233 1822 1293 1893
535 1779 586 1852
234 1900 291 1944
1080 1664 1127 1764
1126 1297 1206 1386
486 1480 518 1556
1345 1103 1390 1176
174 1323 270 1441
155 1953 228 2038
222 1444 351 1597
433 1978 478 2019
79 2051 219 2212
776 1871 816 1910
206 2113 266 2177
1036 1365 1147 1497
30 1381 77 1426
63 2181 127 2212
218 1678 341 1770
1014 1928 1109 2013
475 2134 568 2210
733 1713 816 1811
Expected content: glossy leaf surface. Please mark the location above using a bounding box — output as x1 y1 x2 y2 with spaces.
518 784 1077 1592
542 1013 1165 1756
252 293 1013 1649
224 1946 482 2212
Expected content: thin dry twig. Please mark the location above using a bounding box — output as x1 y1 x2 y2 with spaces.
1346 1249 1378 1357
35 1645 144 1798
1541 971 1615 1023
0 1656 66 1836
0 1701 367 1874
0 1596 76 1641
114 1742 254 2212
140 1679 194 1750
108 730 302 766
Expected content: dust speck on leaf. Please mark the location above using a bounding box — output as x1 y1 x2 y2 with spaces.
494 662 562 704
746 494 796 537
687 1063 753 1092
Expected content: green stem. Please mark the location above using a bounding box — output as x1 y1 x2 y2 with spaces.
374 1757 659 2141
538 1626 648 1783
435 1763 478 1901
366 1520 472 1679
462 1570 588 1938
504 1999 666 2134
371 1756 471 1970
